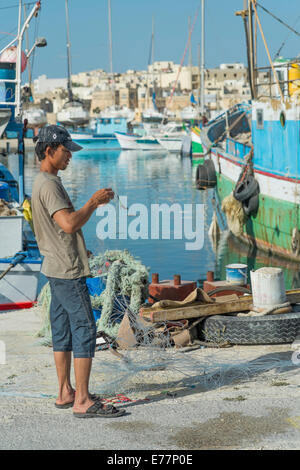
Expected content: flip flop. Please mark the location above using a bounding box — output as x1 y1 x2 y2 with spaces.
73 401 126 419
55 401 74 409
54 393 101 409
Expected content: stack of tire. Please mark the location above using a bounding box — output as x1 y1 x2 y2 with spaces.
195 159 217 190
233 170 259 216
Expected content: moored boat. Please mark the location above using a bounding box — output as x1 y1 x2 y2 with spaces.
70 114 128 150
156 123 187 153
0 108 11 138
114 131 163 151
0 2 43 309
200 88 300 262
191 126 204 158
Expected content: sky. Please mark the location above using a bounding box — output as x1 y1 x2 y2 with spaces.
1 0 300 82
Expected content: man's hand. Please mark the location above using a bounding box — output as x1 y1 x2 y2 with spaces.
90 188 115 208
53 188 115 234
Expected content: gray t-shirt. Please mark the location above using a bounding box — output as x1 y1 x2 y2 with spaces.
31 172 91 279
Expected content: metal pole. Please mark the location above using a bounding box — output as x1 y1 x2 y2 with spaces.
24 4 32 87
200 0 205 117
152 15 155 97
198 42 200 105
15 0 23 117
188 16 192 91
65 0 73 102
248 0 256 98
108 0 114 105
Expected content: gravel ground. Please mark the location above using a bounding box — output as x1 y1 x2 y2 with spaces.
0 307 300 451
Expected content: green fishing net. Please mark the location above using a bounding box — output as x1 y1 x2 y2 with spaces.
35 249 149 346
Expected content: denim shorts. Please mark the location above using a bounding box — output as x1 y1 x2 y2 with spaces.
47 277 96 358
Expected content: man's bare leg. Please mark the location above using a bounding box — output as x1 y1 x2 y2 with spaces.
54 351 75 405
72 358 95 413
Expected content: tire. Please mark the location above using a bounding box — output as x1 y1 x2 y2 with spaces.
234 174 259 202
196 159 217 190
243 193 259 216
200 311 300 345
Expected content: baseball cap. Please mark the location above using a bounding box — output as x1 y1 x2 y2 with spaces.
34 125 83 152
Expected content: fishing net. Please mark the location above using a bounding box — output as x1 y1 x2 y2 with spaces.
221 192 247 237
35 249 150 345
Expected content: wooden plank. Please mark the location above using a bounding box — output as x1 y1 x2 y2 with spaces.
140 290 300 323
141 297 253 322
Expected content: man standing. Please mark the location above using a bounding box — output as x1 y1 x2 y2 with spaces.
32 125 125 418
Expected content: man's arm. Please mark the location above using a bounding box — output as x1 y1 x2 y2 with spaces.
53 188 114 234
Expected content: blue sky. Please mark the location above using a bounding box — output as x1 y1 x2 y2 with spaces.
1 0 300 81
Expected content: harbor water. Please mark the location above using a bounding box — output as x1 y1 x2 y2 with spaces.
1 147 300 290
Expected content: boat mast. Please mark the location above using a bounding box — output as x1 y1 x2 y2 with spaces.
108 0 114 106
24 4 32 88
248 0 256 98
200 0 205 117
236 1 255 99
188 16 192 93
151 15 155 108
65 0 73 102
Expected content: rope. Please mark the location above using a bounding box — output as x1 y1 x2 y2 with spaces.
251 0 284 103
274 12 300 59
0 2 36 10
256 1 300 39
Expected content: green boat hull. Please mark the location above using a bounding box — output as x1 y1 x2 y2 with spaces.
216 171 300 262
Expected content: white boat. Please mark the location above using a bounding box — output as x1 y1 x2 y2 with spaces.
157 136 183 153
181 105 200 121
115 132 163 151
98 105 135 122
57 1 90 128
156 123 187 153
57 100 90 127
23 105 47 129
0 108 11 138
142 107 166 135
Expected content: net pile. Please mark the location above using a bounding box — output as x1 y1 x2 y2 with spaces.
35 249 149 345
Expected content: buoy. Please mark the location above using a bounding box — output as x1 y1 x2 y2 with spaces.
0 46 27 73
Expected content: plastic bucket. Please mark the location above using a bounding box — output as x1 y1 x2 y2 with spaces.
250 267 286 309
226 263 247 285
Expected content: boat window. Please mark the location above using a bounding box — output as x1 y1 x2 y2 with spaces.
280 111 286 128
114 118 121 124
256 109 264 129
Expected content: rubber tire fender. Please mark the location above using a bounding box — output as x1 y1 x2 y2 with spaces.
243 193 259 216
195 159 217 190
200 311 300 345
234 173 259 202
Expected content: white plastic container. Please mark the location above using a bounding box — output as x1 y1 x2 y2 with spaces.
0 259 41 304
250 267 286 309
0 212 23 258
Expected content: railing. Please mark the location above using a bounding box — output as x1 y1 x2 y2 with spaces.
226 137 251 160
255 60 300 100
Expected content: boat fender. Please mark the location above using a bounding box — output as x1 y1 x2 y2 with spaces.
233 172 259 202
243 193 259 217
195 159 217 190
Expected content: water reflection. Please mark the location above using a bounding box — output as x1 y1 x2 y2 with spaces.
1 148 300 289
216 231 300 290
